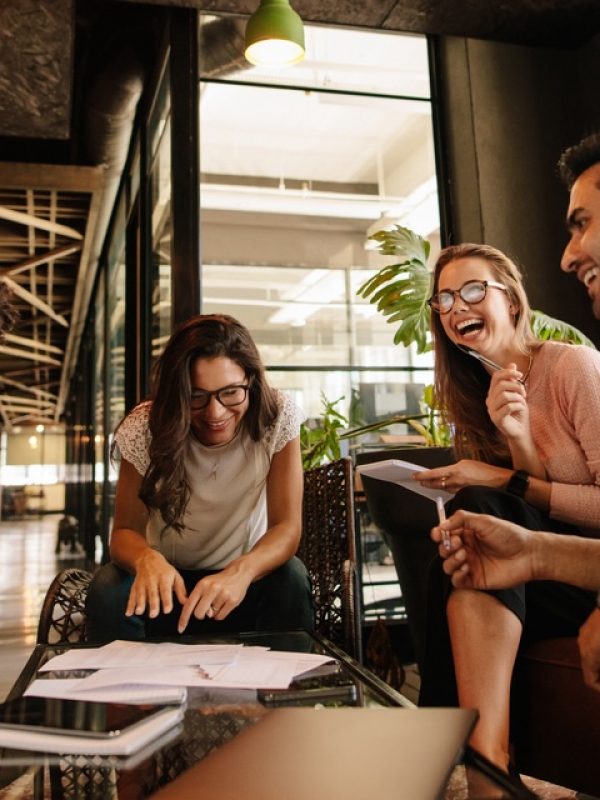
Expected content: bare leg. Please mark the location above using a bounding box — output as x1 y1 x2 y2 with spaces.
447 589 522 770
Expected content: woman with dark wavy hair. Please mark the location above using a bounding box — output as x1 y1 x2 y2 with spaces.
87 314 313 639
411 244 599 778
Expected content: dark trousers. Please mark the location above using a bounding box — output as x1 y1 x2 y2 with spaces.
86 556 315 642
419 485 596 707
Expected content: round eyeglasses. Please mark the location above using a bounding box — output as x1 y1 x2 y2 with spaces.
428 279 507 314
190 384 251 410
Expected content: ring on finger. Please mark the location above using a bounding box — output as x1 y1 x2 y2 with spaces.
441 476 447 488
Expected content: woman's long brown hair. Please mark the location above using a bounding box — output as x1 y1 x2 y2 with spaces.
139 314 279 531
430 244 537 464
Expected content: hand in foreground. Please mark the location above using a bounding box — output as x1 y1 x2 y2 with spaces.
126 549 188 618
486 364 530 441
579 609 600 692
413 459 510 495
177 563 253 633
430 509 535 589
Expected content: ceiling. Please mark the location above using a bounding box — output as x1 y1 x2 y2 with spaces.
0 0 599 430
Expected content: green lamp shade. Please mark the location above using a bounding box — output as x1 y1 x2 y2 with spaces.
245 0 305 67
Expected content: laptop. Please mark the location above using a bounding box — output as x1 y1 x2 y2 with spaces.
151 706 477 800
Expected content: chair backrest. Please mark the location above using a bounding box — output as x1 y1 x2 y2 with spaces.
297 457 362 659
37 568 93 644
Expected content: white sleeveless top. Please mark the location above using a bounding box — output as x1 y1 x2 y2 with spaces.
114 390 304 569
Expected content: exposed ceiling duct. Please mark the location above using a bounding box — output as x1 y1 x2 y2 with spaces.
58 47 147 416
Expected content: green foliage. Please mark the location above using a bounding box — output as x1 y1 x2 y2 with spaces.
406 384 452 447
357 225 433 354
301 394 348 470
301 393 433 470
530 309 595 348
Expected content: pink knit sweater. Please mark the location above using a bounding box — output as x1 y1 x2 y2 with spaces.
527 340 600 536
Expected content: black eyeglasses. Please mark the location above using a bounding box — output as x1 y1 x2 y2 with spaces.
190 384 251 410
428 279 507 314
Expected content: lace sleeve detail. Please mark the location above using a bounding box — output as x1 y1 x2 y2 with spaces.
265 390 305 454
114 402 152 476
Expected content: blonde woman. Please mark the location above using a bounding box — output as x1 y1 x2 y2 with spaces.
414 244 599 774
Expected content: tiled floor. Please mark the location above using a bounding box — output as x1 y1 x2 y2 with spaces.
0 513 88 700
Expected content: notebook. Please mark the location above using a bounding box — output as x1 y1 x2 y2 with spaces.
150 706 478 800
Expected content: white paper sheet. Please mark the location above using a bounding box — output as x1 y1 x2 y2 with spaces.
68 650 334 691
39 640 248 672
24 679 188 705
357 458 454 503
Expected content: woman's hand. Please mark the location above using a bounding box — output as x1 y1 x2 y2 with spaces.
413 459 511 494
125 549 188 619
486 364 530 441
177 562 253 633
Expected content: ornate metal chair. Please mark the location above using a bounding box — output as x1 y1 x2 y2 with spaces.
298 457 362 660
37 567 93 644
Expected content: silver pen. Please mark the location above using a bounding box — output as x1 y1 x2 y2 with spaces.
436 496 450 551
457 344 525 385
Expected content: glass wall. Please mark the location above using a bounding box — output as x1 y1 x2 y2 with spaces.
70 16 444 567
148 60 173 366
199 21 439 428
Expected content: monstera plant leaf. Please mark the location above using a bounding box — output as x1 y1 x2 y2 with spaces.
357 225 433 354
530 309 595 348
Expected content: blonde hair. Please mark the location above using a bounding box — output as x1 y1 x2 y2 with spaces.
431 244 537 464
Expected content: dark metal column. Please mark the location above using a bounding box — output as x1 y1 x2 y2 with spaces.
170 7 201 326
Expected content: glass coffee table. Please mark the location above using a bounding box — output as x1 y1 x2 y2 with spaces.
0 630 535 799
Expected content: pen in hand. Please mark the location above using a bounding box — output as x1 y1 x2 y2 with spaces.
436 496 450 551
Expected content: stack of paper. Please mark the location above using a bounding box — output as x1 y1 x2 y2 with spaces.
25 640 336 704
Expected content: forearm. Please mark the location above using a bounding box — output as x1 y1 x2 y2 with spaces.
508 435 546 481
518 474 551 515
110 528 161 574
227 522 301 583
531 531 600 589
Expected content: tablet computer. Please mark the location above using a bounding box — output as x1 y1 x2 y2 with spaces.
0 696 174 739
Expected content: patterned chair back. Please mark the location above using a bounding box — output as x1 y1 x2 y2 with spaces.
298 457 362 659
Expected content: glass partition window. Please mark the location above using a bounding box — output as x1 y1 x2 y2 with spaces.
150 122 172 364
107 241 126 435
149 62 172 365
199 21 438 424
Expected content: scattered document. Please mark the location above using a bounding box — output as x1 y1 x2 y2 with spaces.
34 641 336 697
39 640 247 672
357 459 454 503
25 679 187 706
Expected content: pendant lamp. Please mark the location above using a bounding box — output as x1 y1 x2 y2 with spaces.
244 0 305 67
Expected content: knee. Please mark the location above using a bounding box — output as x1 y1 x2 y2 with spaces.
449 485 505 515
85 563 145 642
86 563 133 614
265 557 312 595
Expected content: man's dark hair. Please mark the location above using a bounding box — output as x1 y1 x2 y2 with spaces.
558 132 600 190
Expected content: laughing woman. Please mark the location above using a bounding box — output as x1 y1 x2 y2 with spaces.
413 244 600 773
86 314 314 640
